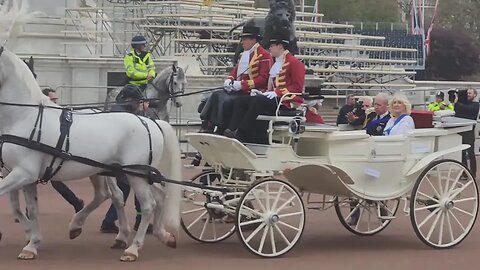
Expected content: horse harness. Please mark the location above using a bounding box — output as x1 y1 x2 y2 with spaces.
0 104 161 185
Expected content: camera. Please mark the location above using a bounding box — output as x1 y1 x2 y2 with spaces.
352 99 364 115
448 89 468 104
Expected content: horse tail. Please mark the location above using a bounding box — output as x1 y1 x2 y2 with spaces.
155 120 182 237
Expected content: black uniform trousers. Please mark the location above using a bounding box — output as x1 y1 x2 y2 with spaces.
200 90 245 133
229 95 279 144
460 129 477 177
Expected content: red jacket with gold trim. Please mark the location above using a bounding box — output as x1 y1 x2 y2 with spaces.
271 52 305 107
227 44 272 93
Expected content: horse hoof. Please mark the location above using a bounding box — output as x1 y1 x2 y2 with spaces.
69 228 82 239
17 250 36 260
166 235 177 249
110 240 127 249
120 252 138 262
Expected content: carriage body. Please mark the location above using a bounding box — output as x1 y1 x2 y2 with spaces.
183 116 478 258
186 123 469 201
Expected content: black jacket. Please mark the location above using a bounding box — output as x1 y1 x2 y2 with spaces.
454 101 479 120
336 104 354 125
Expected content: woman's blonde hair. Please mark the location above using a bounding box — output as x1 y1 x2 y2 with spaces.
389 92 412 116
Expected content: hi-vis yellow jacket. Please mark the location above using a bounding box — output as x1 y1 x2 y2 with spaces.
124 50 156 86
427 101 454 112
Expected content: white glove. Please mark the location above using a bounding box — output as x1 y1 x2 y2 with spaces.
232 81 242 91
224 79 232 88
223 85 232 92
250 89 262 96
263 91 277 99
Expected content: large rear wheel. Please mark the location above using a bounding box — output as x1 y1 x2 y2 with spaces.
410 159 478 248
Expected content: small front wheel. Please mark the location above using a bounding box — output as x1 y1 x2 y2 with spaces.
235 179 305 258
180 170 236 243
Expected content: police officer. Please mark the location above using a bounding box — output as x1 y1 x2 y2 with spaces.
124 35 156 91
428 91 454 112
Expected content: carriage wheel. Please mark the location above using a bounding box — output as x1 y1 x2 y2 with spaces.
334 197 399 236
180 170 236 243
235 179 305 258
410 159 478 248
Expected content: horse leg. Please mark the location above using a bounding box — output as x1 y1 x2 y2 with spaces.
120 177 156 262
105 175 131 249
9 187 31 242
150 185 175 248
68 175 111 239
0 168 38 259
18 183 41 260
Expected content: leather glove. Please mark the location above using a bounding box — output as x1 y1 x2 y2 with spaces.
250 89 262 96
232 81 242 91
263 91 277 99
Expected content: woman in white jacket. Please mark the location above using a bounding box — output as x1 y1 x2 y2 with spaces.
384 93 415 135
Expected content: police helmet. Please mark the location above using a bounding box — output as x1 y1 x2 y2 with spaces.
131 35 147 47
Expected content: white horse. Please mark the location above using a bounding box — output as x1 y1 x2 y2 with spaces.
105 64 187 122
0 1 182 262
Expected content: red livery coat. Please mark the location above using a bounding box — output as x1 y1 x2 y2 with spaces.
227 43 272 93
271 51 305 106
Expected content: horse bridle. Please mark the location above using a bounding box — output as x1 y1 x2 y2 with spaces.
0 46 4 57
148 67 184 101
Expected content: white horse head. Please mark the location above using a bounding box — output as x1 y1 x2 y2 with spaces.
145 64 187 109
105 64 187 121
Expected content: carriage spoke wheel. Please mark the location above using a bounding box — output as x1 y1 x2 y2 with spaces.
180 170 236 243
235 179 305 257
410 159 479 248
334 197 399 236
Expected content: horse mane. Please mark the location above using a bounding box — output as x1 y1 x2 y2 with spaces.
0 0 43 46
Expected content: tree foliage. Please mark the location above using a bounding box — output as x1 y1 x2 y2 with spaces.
425 28 480 81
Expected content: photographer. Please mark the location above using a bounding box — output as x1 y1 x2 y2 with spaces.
336 94 356 125
346 97 373 128
453 88 479 178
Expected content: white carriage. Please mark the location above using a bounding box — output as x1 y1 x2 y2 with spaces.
180 108 479 258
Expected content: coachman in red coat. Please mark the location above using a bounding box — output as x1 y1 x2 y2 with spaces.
225 30 318 143
199 25 272 134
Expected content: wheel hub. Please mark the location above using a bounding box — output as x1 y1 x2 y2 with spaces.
267 213 280 225
444 200 454 210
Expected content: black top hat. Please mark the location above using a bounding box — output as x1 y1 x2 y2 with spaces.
270 30 291 46
240 25 261 39
436 91 445 99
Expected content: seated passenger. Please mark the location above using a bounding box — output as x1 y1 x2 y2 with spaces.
364 93 391 135
383 93 415 136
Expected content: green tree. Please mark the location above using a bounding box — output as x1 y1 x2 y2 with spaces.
425 28 480 81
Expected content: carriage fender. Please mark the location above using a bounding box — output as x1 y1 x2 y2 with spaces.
405 144 469 177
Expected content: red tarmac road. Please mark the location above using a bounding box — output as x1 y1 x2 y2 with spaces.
0 165 479 270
